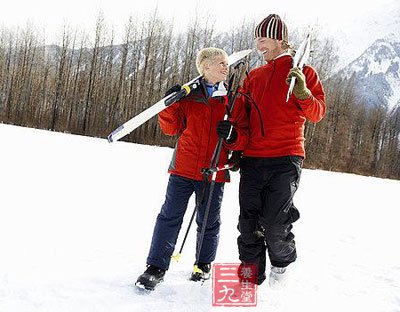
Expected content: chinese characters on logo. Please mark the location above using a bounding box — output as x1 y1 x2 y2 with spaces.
212 263 257 307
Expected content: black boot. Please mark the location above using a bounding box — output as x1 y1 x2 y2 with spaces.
135 265 166 291
190 263 211 282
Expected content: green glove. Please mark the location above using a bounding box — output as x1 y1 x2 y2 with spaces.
286 67 311 100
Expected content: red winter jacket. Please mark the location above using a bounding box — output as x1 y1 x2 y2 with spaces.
159 81 246 182
231 54 326 158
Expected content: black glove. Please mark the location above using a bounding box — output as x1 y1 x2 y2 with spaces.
165 84 181 97
216 120 237 143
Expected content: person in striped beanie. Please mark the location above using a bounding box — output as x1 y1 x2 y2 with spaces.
253 14 290 63
254 14 288 42
217 14 327 287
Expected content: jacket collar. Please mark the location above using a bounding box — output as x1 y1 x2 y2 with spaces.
187 78 227 103
199 78 227 98
211 81 228 97
266 53 292 66
274 52 292 60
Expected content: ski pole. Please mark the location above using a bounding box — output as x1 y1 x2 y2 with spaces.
195 141 223 265
171 204 197 262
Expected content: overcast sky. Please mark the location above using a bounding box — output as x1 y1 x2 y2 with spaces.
1 0 395 41
0 0 398 65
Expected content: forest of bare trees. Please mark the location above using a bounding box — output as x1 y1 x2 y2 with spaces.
0 14 399 179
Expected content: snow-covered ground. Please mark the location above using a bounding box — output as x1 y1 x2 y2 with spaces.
0 123 399 312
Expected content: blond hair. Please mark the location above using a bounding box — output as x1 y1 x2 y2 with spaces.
196 47 228 76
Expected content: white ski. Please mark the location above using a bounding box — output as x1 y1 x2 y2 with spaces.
286 33 311 102
107 49 252 143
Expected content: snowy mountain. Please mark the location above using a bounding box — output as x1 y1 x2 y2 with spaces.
337 38 400 110
327 0 400 68
0 123 399 312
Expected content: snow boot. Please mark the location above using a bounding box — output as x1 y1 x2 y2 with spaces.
189 263 211 282
135 265 166 291
268 266 287 288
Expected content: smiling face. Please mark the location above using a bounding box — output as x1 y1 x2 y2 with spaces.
255 37 286 63
202 55 229 84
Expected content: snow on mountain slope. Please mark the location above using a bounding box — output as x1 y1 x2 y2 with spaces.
328 0 400 68
338 38 400 110
0 123 399 312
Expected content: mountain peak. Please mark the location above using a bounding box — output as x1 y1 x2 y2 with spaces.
339 38 400 110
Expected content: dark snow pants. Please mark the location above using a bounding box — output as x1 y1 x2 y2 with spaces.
237 156 302 277
147 174 224 270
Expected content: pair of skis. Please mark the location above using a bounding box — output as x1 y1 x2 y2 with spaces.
107 49 252 143
107 32 311 143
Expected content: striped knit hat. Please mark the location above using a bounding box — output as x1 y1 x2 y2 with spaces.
254 14 288 42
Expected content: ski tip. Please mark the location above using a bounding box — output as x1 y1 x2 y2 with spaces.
107 134 114 143
228 49 253 65
107 125 125 143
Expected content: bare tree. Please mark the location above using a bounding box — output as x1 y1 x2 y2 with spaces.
0 15 398 180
